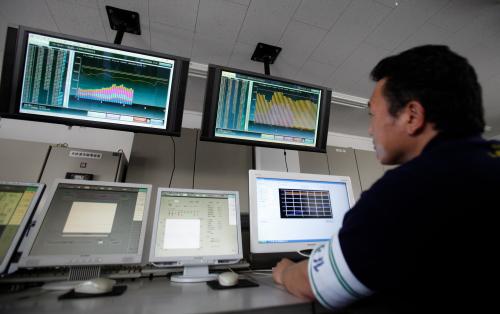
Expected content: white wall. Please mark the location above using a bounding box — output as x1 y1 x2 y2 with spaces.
180 110 374 172
0 110 373 171
0 118 134 159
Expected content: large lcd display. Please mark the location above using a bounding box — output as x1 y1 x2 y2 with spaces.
8 26 189 135
201 65 332 152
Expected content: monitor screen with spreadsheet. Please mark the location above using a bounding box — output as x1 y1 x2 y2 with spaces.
149 188 242 282
7 26 189 135
249 170 356 253
150 188 242 264
0 181 44 274
19 179 151 268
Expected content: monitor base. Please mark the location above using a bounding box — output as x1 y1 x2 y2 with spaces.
170 265 218 283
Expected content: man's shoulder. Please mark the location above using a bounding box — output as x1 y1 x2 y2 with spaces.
353 136 500 214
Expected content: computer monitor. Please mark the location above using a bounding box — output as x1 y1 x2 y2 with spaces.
19 179 151 268
249 170 356 254
149 188 242 282
0 181 44 274
5 26 189 135
200 64 332 152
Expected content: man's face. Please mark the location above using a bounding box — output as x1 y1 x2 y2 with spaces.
368 79 408 165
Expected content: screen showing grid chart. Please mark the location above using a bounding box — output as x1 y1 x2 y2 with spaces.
279 189 333 219
214 70 322 147
0 184 39 265
152 191 239 258
255 177 350 244
28 183 148 256
19 33 175 129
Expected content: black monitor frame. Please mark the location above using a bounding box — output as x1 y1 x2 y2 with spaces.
200 64 331 152
4 26 189 136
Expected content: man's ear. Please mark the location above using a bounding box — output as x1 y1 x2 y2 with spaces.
405 101 426 135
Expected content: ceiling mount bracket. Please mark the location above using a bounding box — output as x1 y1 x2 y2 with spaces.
251 43 281 76
105 6 141 45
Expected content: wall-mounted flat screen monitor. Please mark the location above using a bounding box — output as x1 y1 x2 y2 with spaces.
6 26 189 135
200 65 332 152
19 180 151 268
0 181 44 274
149 188 242 282
249 170 355 254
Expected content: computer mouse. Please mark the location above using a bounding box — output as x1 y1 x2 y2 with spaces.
74 278 116 294
218 271 239 287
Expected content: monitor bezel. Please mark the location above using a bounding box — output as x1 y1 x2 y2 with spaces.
0 181 44 274
6 26 189 136
18 179 152 268
149 187 243 266
248 169 356 254
200 64 332 152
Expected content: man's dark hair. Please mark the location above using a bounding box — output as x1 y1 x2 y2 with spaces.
370 45 485 136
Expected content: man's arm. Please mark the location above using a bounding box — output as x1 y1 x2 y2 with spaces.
272 238 373 310
272 258 315 300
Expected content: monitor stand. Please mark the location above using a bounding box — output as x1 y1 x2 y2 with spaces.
170 265 217 283
41 265 101 290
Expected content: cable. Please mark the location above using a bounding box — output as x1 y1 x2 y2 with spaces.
192 129 199 189
168 136 176 188
296 250 311 258
246 272 273 276
325 151 331 175
283 149 288 172
239 269 273 273
151 262 170 268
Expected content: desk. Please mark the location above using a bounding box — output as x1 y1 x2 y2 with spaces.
0 276 319 314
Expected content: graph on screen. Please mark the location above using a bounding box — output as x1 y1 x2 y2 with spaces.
279 189 333 219
69 53 171 108
253 89 318 131
76 84 134 105
213 71 322 147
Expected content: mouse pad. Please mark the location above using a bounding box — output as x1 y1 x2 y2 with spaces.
58 285 127 300
206 279 259 290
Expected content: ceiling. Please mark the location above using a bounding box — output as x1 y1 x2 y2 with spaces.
1 0 499 138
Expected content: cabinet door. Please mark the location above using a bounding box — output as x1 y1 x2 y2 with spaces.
299 146 363 201
298 150 330 175
354 149 385 191
327 146 363 201
194 138 253 214
0 138 50 182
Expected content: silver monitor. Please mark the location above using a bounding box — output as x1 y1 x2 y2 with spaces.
19 179 151 268
149 188 242 283
249 170 356 254
0 181 44 274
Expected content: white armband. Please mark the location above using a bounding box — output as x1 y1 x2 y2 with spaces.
308 235 373 310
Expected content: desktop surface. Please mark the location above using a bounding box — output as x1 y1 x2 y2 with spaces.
0 275 314 314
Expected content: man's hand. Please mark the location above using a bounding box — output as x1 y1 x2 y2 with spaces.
272 258 315 300
272 258 295 285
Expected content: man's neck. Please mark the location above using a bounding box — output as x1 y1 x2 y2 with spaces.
401 127 439 163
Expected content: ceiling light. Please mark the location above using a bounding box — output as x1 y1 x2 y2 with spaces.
331 92 369 109
187 62 369 110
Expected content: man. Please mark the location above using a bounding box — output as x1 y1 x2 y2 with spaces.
272 45 499 312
